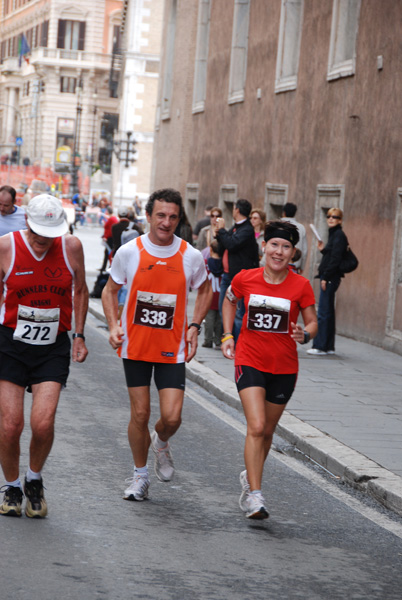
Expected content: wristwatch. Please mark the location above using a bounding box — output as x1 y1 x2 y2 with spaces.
188 322 201 334
302 330 310 344
72 333 86 341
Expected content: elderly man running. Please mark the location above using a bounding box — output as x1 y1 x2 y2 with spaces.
0 194 89 518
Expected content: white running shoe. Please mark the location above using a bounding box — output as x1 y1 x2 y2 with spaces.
123 474 150 501
307 348 327 356
327 350 335 355
244 492 269 520
239 470 250 512
151 431 175 482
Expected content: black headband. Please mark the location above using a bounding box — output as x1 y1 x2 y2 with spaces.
264 229 296 246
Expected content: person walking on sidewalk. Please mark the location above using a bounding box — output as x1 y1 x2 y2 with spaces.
0 195 89 518
216 199 259 341
221 220 317 519
307 207 347 356
102 188 212 502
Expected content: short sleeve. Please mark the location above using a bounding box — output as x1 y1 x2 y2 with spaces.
184 245 207 289
299 279 316 309
230 270 245 300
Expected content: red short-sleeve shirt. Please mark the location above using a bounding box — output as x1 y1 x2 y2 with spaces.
231 268 315 374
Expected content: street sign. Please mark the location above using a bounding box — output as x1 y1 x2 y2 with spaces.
15 137 23 146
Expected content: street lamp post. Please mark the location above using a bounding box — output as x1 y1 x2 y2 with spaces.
89 91 98 176
87 91 98 202
113 131 137 205
113 131 137 167
70 82 83 196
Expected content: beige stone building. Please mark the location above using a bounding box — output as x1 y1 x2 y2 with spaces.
152 0 402 353
0 0 124 189
115 0 164 207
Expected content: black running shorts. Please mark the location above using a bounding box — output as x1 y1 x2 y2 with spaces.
0 325 71 389
235 365 297 405
123 359 185 391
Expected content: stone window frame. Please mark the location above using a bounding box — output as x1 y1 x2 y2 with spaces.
309 184 345 280
161 0 177 120
192 0 212 114
219 184 238 225
264 182 288 220
275 0 304 94
185 183 199 227
386 188 402 342
327 0 361 81
228 0 250 105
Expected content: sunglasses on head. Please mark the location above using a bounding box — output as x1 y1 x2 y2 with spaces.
327 215 341 219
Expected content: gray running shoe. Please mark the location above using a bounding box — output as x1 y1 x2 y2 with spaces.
151 430 175 481
123 475 150 501
24 477 47 518
244 492 269 520
239 470 250 512
0 485 23 517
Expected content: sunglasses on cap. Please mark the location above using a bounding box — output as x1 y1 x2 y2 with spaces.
327 215 341 219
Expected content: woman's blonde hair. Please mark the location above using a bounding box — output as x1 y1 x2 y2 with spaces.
251 208 266 228
327 207 343 219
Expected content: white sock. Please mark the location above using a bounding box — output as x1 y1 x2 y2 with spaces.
134 466 149 478
250 489 262 496
5 477 22 490
154 432 168 449
26 467 41 482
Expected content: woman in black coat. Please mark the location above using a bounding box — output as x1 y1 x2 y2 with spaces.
307 207 347 356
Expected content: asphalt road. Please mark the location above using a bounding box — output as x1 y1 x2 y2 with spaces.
1 312 402 600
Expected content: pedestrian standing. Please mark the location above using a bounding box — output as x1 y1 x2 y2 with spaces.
308 207 348 356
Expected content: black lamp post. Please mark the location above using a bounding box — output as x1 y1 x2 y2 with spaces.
113 131 137 167
70 81 83 196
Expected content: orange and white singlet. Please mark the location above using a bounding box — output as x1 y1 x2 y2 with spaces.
110 233 207 363
0 231 74 345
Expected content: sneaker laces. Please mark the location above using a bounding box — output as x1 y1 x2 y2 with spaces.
0 485 23 501
25 480 45 499
240 471 250 493
249 492 266 507
155 444 173 467
125 474 149 487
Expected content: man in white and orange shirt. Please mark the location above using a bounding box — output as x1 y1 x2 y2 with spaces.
0 195 88 519
102 188 212 502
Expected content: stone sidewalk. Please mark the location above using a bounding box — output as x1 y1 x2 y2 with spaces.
88 289 402 518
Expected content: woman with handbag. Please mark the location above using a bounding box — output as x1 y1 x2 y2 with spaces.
307 207 348 356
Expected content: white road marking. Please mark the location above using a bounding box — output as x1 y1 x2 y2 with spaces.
185 386 402 540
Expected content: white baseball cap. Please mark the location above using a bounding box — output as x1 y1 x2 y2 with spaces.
26 194 69 238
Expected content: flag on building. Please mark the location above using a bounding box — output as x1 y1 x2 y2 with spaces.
18 34 30 67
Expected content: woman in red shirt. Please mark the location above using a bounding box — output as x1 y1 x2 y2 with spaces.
221 220 317 520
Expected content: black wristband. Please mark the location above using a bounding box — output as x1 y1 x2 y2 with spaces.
72 333 85 341
188 322 201 334
302 330 310 344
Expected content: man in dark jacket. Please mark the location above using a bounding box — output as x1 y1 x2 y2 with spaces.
215 199 259 340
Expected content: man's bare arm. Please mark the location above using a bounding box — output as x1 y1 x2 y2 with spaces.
65 235 89 363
